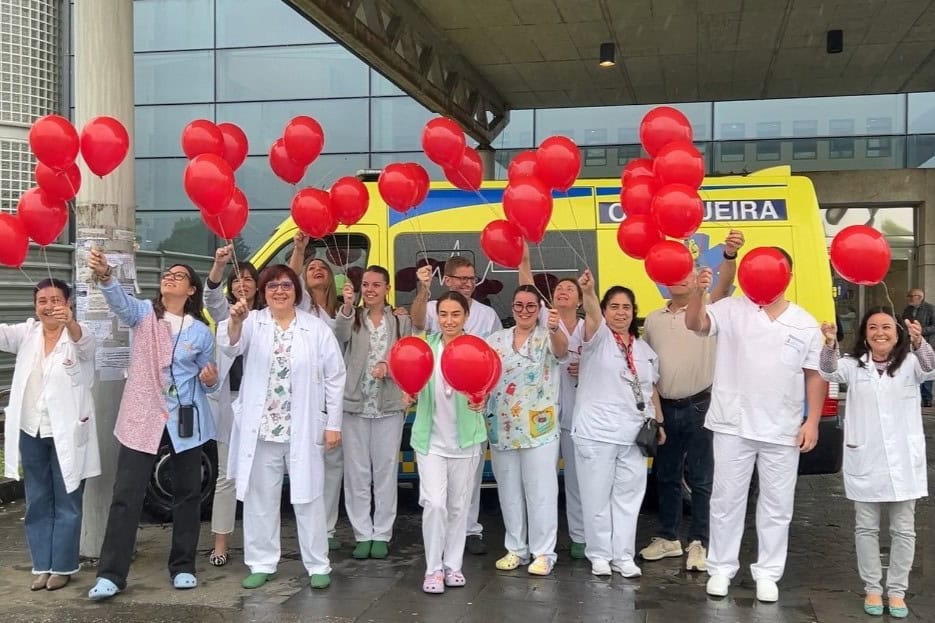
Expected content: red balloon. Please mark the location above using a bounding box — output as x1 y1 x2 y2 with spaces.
80 116 130 177
269 138 307 185
291 187 336 239
422 117 466 169
35 162 80 201
408 163 430 207
445 147 483 192
388 336 435 395
181 119 224 159
283 116 325 167
620 175 658 217
621 158 653 185
508 150 538 183
201 187 248 239
640 106 693 157
738 247 792 305
480 219 524 268
830 225 891 286
17 187 67 246
329 176 369 226
536 136 581 192
440 334 500 399
29 115 79 171
651 184 704 239
644 241 694 286
378 163 418 213
616 215 665 260
0 214 29 268
653 141 704 188
183 154 236 216
503 176 552 243
218 122 248 170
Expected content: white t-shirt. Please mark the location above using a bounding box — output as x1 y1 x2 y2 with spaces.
572 321 659 445
705 296 822 446
537 310 584 431
428 342 475 458
163 311 194 335
20 352 52 438
425 299 502 338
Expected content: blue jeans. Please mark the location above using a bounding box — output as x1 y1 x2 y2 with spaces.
19 431 85 575
654 394 713 545
921 380 932 403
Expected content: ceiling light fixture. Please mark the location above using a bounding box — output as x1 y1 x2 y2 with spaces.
599 42 615 67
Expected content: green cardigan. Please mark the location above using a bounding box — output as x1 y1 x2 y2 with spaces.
409 332 487 455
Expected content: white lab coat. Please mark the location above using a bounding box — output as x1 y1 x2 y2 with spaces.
217 308 346 505
820 352 932 502
1 319 101 493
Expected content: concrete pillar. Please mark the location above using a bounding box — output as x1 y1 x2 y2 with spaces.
74 0 135 558
477 144 496 180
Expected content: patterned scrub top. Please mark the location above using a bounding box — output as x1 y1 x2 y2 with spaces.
360 314 402 419
259 319 295 442
485 325 562 451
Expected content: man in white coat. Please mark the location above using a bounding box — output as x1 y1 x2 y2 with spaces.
685 250 825 603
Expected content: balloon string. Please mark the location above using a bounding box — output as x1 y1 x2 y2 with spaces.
882 281 896 319
18 266 35 284
562 190 591 272
40 245 55 286
531 244 554 307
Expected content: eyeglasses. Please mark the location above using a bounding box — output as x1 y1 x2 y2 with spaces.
446 275 476 284
161 271 189 282
265 280 295 292
512 302 539 313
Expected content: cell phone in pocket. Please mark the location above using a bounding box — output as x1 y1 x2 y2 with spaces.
178 404 195 438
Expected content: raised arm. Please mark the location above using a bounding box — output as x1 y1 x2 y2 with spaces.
0 322 31 354
219 299 251 355
410 264 432 332
89 249 149 327
685 267 713 335
288 231 308 276
518 242 533 286
205 245 232 323
710 229 744 303
905 318 935 374
545 307 568 358
578 269 602 342
334 281 356 344
817 321 846 381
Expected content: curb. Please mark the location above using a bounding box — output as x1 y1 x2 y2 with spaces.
0 478 24 504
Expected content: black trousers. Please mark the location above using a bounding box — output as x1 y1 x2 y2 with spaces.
96 432 203 588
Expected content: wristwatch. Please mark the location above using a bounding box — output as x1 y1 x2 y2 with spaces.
722 251 738 260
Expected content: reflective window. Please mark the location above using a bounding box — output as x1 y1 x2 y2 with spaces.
135 104 214 157
216 99 369 155
908 134 935 167
216 45 369 101
135 51 214 105
134 0 214 52
714 95 906 139
136 211 216 255
710 137 906 174
235 154 370 212
908 93 935 134
494 109 534 150
370 152 443 179
215 0 331 47
535 103 712 145
135 158 190 212
370 98 434 152
371 70 405 96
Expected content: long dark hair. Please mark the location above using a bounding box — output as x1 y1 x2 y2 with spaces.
352 265 393 333
225 261 262 309
852 306 909 376
154 264 207 325
600 285 639 338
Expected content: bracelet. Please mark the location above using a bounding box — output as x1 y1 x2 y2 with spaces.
549 326 559 334
722 251 738 260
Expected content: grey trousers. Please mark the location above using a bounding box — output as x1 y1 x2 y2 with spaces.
854 500 916 598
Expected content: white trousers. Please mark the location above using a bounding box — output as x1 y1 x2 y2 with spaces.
574 438 646 565
417 450 480 574
560 429 585 543
324 444 343 538
855 500 916 599
243 440 330 575
491 440 560 562
465 441 487 537
342 412 405 542
210 440 237 535
707 432 799 582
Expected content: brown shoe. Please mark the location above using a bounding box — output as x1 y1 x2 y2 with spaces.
30 573 50 591
46 574 70 591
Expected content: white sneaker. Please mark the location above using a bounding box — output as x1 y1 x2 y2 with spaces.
611 560 642 578
639 537 683 561
756 579 779 602
706 574 730 597
591 560 612 576
685 541 707 572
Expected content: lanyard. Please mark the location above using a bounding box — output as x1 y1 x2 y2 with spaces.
610 329 645 412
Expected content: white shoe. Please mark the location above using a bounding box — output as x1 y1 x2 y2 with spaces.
706 574 729 597
756 579 779 602
685 541 707 572
611 560 642 578
591 561 612 576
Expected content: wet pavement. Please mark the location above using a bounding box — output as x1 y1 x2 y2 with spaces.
1 416 934 622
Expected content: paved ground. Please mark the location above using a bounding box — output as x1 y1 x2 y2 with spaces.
1 416 934 622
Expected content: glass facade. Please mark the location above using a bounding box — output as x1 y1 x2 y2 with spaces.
62 0 935 256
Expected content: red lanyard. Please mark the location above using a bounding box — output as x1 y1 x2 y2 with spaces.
611 329 638 377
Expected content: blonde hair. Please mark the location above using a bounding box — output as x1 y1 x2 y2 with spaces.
304 258 337 318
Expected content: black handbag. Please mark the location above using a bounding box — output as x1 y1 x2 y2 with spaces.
635 418 660 458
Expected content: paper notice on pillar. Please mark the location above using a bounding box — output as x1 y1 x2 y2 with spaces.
96 347 131 382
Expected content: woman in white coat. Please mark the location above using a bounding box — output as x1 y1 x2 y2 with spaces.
2 278 100 591
819 307 933 619
218 264 346 591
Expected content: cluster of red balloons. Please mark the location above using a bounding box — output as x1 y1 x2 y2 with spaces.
480 136 582 268
1 115 131 268
377 162 430 213
387 334 502 403
269 116 324 186
617 107 705 285
421 117 483 192
291 176 370 239
181 119 250 240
